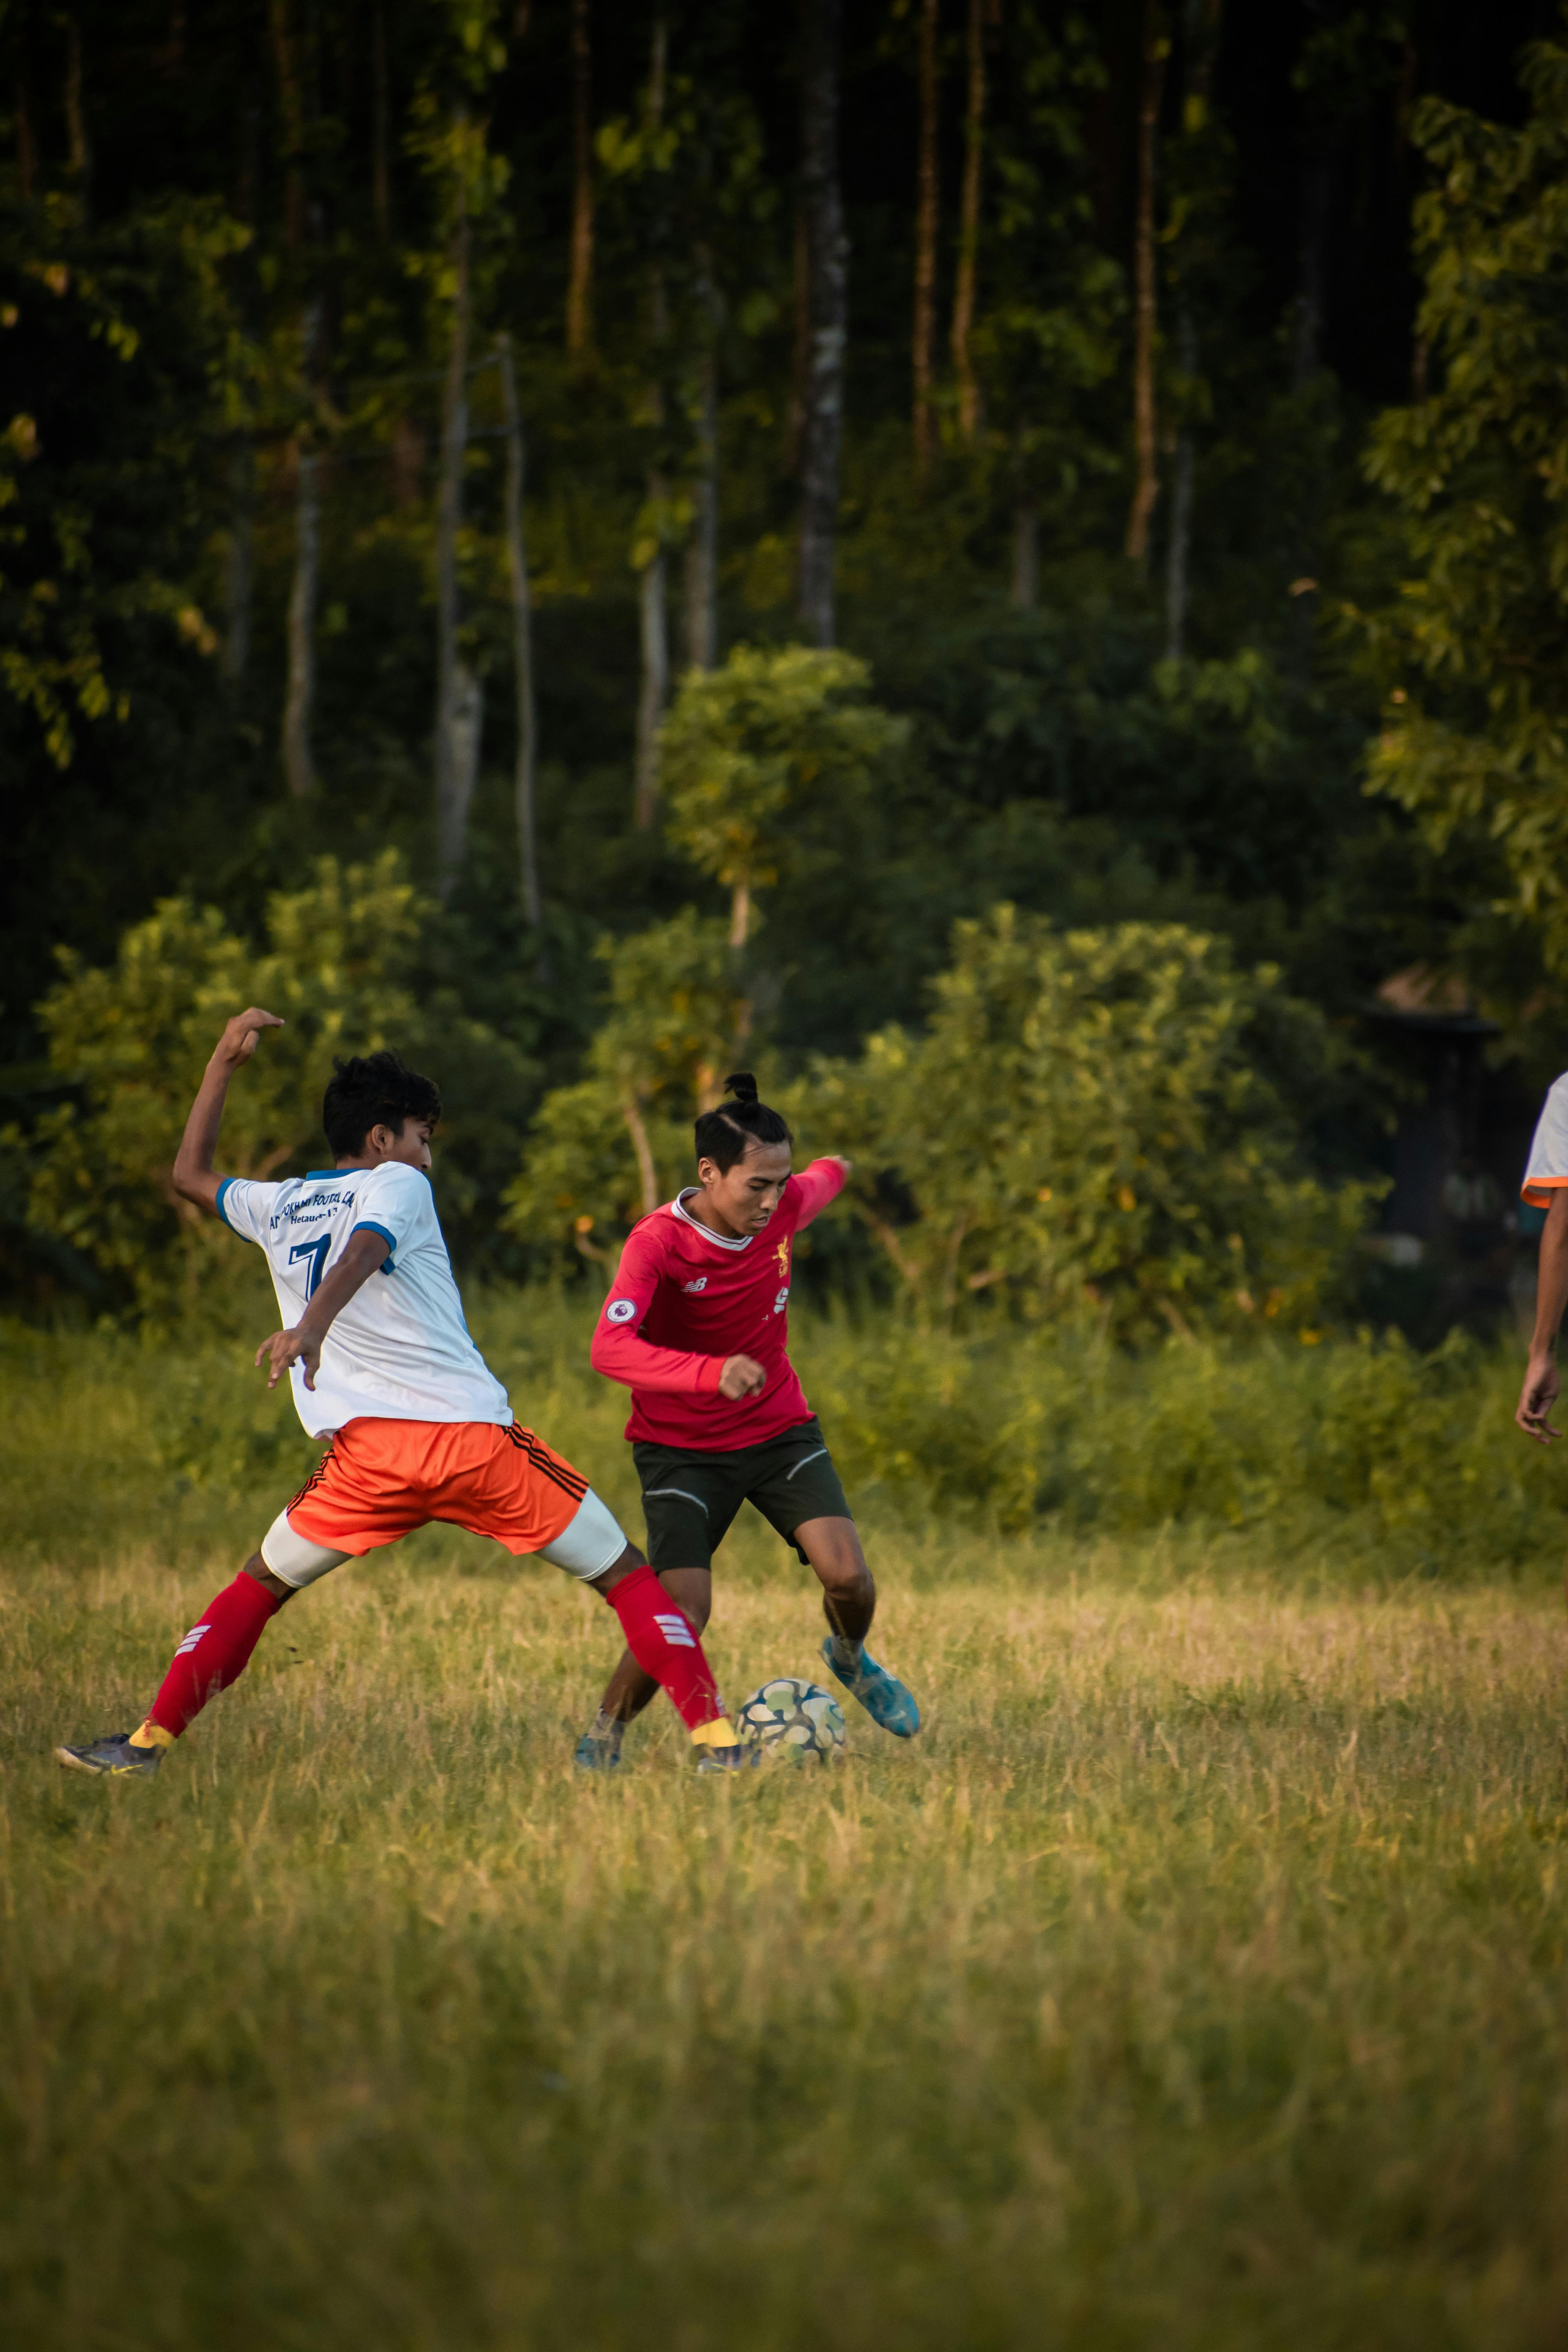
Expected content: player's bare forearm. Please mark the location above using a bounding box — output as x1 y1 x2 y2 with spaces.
256 1227 388 1391
172 1007 286 1216
1517 1191 1568 1443
1528 1192 1568 1356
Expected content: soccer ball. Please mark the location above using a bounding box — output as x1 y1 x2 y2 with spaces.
735 1677 846 1764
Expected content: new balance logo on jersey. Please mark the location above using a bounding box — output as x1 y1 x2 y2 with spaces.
773 1287 789 1314
653 1612 697 1649
682 1276 708 1293
173 1624 210 1657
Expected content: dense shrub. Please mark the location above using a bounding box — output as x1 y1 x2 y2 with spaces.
5 1294 1557 1586
788 910 1377 1340
804 1314 1558 1573
24 851 535 1309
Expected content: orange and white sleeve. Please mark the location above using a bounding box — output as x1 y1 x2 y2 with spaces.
1521 1074 1568 1206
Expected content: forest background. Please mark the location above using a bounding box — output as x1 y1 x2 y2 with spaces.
7 0 1568 1346
15 23 1568 2336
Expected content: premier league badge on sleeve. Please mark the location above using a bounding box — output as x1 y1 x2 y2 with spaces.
606 1298 638 1323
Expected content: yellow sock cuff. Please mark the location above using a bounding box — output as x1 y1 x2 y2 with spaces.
689 1715 739 1751
131 1719 176 1751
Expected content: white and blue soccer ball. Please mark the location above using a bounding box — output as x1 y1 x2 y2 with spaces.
736 1677 846 1763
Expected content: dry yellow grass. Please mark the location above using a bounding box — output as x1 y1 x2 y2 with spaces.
5 1501 1568 2350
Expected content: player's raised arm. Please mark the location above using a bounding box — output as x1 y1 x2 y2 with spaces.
791 1152 851 1227
171 1007 286 1218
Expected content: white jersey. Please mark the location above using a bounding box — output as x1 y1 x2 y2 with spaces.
1522 1073 1568 1207
218 1160 512 1439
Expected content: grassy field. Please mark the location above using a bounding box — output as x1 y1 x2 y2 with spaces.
4 1301 1568 2347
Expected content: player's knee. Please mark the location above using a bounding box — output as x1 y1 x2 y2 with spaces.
589 1540 647 1599
803 1521 870 1594
818 1560 873 1619
242 1551 296 1606
660 1575 711 1633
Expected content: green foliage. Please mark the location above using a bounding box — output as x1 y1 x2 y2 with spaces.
659 646 909 936
501 908 744 1261
0 0 1549 1326
2 1287 1562 1583
1362 33 1568 973
0 193 243 769
791 909 1374 1338
973 6 1123 515
807 1314 1552 1570
26 851 534 1311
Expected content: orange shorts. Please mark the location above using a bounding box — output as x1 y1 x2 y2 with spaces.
283 1417 593 1562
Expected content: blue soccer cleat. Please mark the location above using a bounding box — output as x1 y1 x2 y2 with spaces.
55 1732 164 1779
573 1726 624 1772
820 1639 921 1739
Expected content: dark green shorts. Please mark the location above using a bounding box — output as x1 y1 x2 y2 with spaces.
632 1416 852 1572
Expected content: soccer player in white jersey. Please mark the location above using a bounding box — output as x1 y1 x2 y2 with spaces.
1516 1070 1568 1446
55 1008 751 1776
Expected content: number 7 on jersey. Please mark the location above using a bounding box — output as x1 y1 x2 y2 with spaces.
289 1234 331 1298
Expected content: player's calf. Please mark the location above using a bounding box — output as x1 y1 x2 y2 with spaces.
588 1550 750 1768
796 1514 876 1655
55 1554 289 1777
797 1516 921 1741
579 1566 712 1758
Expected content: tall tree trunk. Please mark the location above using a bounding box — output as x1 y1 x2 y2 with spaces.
282 442 319 799
786 200 809 472
1124 2 1166 571
1010 501 1038 609
622 1094 660 1217
1292 148 1332 387
950 0 987 439
1163 338 1194 659
269 0 307 249
1289 141 1333 679
798 0 847 650
635 496 668 831
15 72 36 202
238 91 260 227
371 0 390 240
684 278 719 673
912 0 940 481
222 437 254 684
497 333 541 930
566 0 594 362
1163 0 1221 661
434 132 479 889
64 15 91 213
633 20 669 827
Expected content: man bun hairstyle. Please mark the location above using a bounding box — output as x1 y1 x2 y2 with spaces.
694 1071 793 1174
322 1049 442 1159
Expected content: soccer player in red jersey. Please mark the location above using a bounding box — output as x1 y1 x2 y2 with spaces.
54 1009 751 1778
578 1072 920 1768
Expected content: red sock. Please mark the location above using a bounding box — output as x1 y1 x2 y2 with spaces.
609 1565 726 1731
145 1573 281 1739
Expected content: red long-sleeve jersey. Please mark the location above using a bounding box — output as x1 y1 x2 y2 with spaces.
589 1161 846 1448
